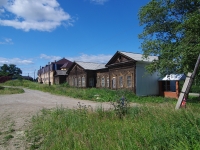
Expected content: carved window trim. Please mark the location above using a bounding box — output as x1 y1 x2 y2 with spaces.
101 77 105 87
127 75 132 88
107 77 109 88
119 76 123 88
78 77 81 87
82 76 85 87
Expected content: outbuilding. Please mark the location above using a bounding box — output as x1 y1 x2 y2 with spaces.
158 74 186 99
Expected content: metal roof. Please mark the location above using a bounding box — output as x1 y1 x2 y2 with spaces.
76 61 106 70
159 74 186 81
119 51 158 62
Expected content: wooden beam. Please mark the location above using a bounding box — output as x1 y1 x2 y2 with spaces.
175 54 200 109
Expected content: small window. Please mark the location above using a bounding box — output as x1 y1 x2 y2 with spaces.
112 77 116 89
74 78 77 87
107 77 109 88
127 76 132 88
101 77 105 87
97 76 100 87
82 76 85 87
163 81 170 91
119 76 123 88
78 77 81 87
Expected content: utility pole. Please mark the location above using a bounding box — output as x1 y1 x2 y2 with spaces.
48 62 51 86
175 54 200 109
34 69 36 82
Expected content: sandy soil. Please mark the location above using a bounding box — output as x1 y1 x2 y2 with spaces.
0 88 112 150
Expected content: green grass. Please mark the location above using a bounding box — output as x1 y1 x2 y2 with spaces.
4 135 14 141
0 86 24 95
1 80 176 103
27 104 200 150
2 80 200 149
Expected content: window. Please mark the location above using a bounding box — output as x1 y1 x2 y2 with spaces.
119 76 123 88
127 76 132 88
112 77 116 89
74 78 77 87
82 76 85 87
97 77 100 87
163 81 170 91
107 77 109 88
101 77 105 87
78 77 81 87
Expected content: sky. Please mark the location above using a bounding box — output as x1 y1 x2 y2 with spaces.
0 0 150 78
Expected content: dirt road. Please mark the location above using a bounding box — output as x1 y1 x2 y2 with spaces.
0 88 112 150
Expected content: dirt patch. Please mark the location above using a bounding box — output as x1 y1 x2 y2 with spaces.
0 88 113 150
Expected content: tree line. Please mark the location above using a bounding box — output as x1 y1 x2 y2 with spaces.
0 64 22 78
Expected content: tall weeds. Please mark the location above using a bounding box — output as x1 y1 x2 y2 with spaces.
27 104 200 150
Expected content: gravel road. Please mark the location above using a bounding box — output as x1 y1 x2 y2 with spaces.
0 88 112 150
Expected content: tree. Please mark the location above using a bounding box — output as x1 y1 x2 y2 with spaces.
0 64 22 77
138 0 200 76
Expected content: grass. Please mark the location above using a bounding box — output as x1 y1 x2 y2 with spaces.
4 135 14 141
2 80 200 149
1 80 176 103
27 103 200 150
0 86 24 95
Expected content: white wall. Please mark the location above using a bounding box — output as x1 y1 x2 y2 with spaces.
136 62 159 96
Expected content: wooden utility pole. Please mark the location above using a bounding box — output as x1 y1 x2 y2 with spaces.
175 54 200 109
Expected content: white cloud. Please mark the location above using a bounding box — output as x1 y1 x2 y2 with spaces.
40 53 112 64
90 0 109 5
67 53 112 63
0 0 7 7
0 38 13 44
0 0 72 31
0 57 33 65
40 54 62 62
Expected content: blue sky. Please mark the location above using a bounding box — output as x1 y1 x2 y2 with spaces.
0 0 149 78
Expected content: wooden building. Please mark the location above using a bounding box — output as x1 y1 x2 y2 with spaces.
37 58 73 85
96 51 159 96
66 51 159 96
67 61 106 88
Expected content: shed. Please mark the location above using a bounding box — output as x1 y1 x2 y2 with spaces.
158 74 186 99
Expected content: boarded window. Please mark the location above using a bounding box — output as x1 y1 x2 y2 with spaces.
101 77 105 87
107 77 109 88
82 76 85 87
119 76 123 88
78 77 81 87
127 76 132 88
